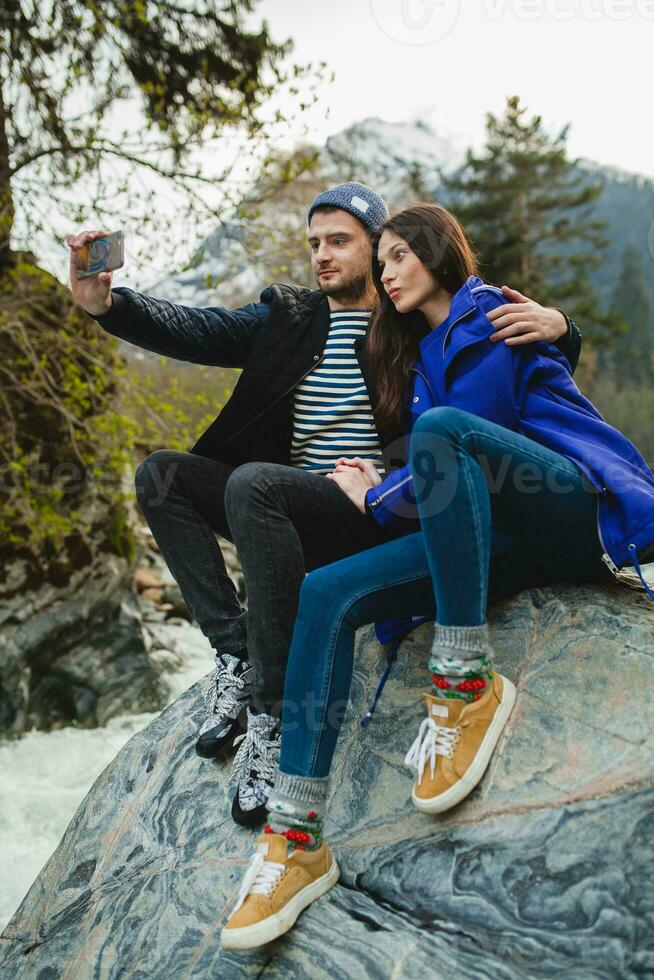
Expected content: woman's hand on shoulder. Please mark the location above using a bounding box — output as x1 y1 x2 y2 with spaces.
487 285 567 346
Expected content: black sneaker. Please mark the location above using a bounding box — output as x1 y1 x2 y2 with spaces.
230 708 280 827
195 654 253 759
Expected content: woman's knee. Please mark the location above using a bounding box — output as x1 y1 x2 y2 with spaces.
298 566 337 610
298 565 368 631
413 406 476 441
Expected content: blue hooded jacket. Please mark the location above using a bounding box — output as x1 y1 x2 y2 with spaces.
366 276 654 568
366 276 654 654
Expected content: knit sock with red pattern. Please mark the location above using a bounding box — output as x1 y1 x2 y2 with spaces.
429 623 495 704
264 772 327 851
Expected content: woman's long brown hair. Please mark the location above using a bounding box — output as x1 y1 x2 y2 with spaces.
368 203 477 440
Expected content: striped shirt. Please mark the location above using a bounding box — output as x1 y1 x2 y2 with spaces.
291 310 384 476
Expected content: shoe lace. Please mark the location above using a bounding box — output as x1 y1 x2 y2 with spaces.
205 656 250 719
404 717 460 784
230 852 286 914
230 717 280 786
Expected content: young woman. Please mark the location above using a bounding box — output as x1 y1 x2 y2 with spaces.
220 204 654 951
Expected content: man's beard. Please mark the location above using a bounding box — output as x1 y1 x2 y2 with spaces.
317 270 370 304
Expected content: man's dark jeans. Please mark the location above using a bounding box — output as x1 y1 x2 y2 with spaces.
135 452 408 710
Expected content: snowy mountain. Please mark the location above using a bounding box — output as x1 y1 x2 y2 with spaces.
147 117 462 307
147 115 654 319
322 116 461 200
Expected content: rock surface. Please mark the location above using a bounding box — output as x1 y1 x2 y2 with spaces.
0 553 168 733
1 583 653 978
0 525 240 734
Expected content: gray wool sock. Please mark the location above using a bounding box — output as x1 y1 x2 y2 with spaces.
429 623 495 703
265 771 328 851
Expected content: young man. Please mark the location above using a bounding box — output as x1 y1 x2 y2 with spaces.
67 182 580 827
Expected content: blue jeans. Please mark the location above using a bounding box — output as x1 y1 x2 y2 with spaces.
279 407 611 779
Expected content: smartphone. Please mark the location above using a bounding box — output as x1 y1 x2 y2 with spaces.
76 231 124 279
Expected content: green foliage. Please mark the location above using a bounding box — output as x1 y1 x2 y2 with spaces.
0 259 233 581
103 500 137 565
0 258 133 577
441 95 615 342
2 0 289 160
579 168 654 315
121 354 237 454
588 378 654 470
606 245 653 384
0 0 320 583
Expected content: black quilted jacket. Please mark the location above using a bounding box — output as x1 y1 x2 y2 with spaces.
94 284 582 469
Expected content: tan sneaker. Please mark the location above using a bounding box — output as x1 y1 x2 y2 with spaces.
405 672 516 814
221 834 339 950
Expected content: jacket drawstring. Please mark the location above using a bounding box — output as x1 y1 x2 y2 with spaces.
628 544 654 602
361 638 401 728
362 546 652 731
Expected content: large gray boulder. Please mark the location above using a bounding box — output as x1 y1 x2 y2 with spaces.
1 554 155 732
0 532 237 734
1 583 652 979
0 554 173 733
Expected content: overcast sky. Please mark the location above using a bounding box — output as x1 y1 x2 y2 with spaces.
259 0 653 177
42 0 652 285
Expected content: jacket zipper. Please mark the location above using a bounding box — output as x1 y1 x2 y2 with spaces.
221 353 325 446
369 472 413 508
406 310 468 402
442 308 472 360
411 365 435 401
371 311 475 511
596 493 619 574
369 368 429 510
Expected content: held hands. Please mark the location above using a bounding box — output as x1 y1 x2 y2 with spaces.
487 285 567 345
325 288 568 512
66 229 114 317
325 457 382 514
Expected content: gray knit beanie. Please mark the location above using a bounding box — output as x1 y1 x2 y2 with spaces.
307 181 389 233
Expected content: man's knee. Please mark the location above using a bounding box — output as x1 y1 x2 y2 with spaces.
224 461 288 516
135 450 184 511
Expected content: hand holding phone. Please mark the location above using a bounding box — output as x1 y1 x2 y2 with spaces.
67 229 124 316
75 230 124 279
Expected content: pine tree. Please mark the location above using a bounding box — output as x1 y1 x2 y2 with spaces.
441 95 613 340
608 244 653 383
